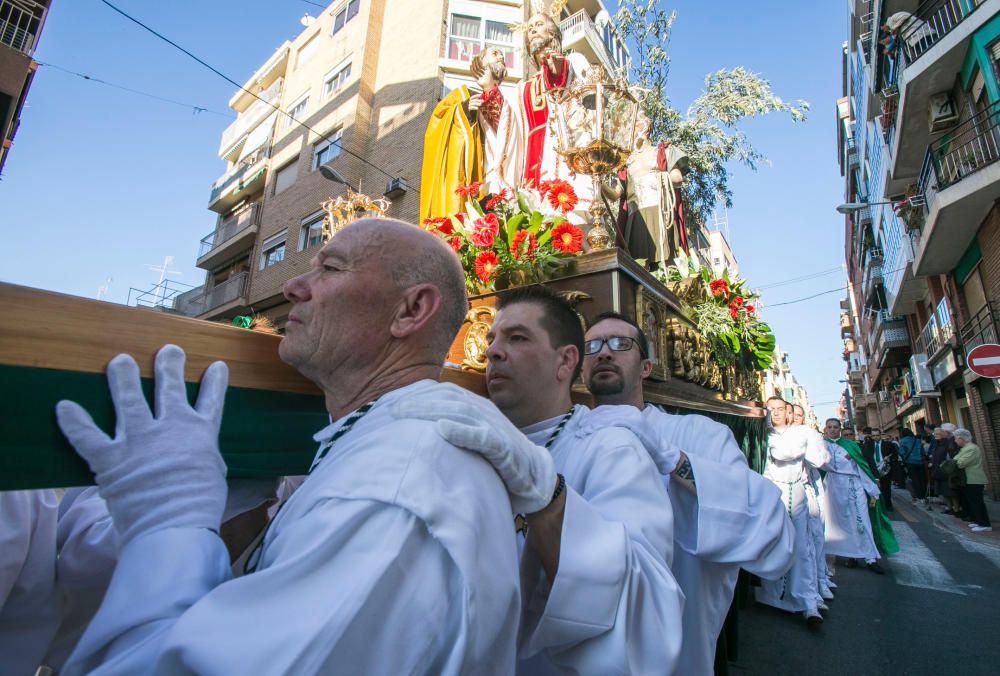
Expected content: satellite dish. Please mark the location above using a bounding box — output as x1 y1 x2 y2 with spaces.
300 14 316 27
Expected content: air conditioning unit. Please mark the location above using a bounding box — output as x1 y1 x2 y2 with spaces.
878 391 891 403
909 353 939 396
383 177 408 199
929 92 958 132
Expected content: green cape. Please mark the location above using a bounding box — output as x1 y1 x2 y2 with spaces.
830 437 899 556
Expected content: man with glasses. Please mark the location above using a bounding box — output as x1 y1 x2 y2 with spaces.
395 287 684 674
580 312 794 673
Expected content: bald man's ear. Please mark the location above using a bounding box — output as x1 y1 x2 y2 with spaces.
391 284 442 339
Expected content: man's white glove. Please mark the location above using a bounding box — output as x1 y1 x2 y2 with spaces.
391 386 557 514
55 344 229 546
583 405 683 475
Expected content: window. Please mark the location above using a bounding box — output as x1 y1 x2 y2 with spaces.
297 34 319 69
332 0 360 35
312 129 343 170
284 95 309 129
447 14 515 68
299 213 325 251
260 231 287 270
323 61 352 98
274 159 298 195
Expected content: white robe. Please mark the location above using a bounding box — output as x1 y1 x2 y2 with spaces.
0 489 60 676
638 406 794 675
822 439 881 562
63 380 521 675
801 427 832 600
517 405 684 675
480 88 523 194
755 426 830 613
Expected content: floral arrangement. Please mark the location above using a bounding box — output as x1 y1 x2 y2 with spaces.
653 255 775 371
893 185 924 231
424 180 586 292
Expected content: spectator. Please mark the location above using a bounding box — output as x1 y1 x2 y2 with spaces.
930 424 960 515
862 428 899 512
898 429 927 506
953 429 991 533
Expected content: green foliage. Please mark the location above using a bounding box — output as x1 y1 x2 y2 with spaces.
613 1 809 230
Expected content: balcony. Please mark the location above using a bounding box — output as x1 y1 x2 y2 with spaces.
861 249 884 304
174 272 249 319
0 0 46 56
559 9 629 77
873 309 911 370
841 312 854 337
884 0 998 193
960 302 999 369
913 99 1000 275
196 203 260 270
208 144 270 213
218 78 283 159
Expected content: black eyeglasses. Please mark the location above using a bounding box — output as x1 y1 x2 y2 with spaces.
584 336 645 357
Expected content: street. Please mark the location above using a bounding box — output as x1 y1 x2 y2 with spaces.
732 488 1000 675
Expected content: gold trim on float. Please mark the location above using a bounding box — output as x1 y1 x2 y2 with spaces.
461 306 496 373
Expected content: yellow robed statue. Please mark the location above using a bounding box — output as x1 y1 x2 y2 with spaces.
419 84 482 222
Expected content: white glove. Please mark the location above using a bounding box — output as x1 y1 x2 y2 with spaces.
391 385 557 514
583 405 682 475
55 345 229 546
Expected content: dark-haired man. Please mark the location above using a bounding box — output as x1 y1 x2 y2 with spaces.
862 427 898 512
396 286 684 674
756 396 830 626
580 311 793 673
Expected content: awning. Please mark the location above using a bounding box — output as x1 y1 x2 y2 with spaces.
238 112 278 162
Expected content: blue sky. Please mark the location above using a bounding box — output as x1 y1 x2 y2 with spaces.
0 0 849 421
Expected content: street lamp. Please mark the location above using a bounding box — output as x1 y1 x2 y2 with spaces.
319 164 358 192
835 200 897 214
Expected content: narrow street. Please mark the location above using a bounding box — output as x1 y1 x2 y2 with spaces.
732 488 1000 675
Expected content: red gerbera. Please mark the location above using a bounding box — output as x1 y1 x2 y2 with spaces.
546 179 578 213
709 279 729 298
470 213 500 247
551 222 583 253
485 189 511 211
730 306 739 319
422 216 454 236
511 230 538 260
448 236 462 252
745 304 755 315
455 181 484 198
733 295 745 306
474 251 499 283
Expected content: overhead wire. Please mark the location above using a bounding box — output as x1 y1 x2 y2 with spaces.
764 263 911 308
98 0 411 189
36 61 234 117
757 265 845 290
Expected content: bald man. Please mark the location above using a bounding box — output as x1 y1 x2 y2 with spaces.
57 220 521 674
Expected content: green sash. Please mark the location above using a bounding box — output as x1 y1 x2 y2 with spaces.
834 437 899 556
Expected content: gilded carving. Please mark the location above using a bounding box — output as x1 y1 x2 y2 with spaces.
461 306 497 373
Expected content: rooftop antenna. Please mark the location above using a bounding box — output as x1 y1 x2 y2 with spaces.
711 205 731 241
96 276 113 301
145 256 181 307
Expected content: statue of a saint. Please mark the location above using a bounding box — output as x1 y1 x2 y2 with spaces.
472 47 521 194
419 76 482 222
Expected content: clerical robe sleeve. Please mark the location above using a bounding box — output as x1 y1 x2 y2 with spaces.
803 430 832 469
55 488 118 595
64 500 469 676
671 455 794 580
520 431 683 674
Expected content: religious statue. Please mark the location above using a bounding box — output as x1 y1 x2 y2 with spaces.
473 48 521 194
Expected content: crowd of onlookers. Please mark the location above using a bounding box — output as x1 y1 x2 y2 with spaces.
841 423 992 533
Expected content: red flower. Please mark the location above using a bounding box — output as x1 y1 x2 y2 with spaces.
537 179 552 195
546 179 578 213
733 295 745 306
422 216 454 236
730 306 739 319
470 213 500 247
485 189 511 210
448 236 462 252
511 230 537 260
551 222 583 253
474 251 499 283
455 181 484 198
745 304 755 315
709 279 729 298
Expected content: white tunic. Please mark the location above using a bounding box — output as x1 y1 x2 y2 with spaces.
755 426 829 613
639 406 794 675
63 380 521 676
822 439 881 562
0 489 60 676
517 405 684 675
801 427 832 599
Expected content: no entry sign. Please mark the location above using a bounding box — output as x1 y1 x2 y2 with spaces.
967 344 1000 379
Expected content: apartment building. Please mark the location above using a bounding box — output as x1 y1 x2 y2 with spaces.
173 0 630 325
762 342 819 427
0 0 49 175
837 0 1000 493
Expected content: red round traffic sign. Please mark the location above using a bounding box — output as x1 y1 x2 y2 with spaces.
967 344 1000 378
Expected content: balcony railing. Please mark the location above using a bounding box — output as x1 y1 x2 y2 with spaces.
894 0 978 67
960 302 999 364
559 8 629 76
862 251 883 300
919 99 1000 200
209 145 270 205
218 78 283 157
177 272 249 317
0 0 45 56
198 203 260 259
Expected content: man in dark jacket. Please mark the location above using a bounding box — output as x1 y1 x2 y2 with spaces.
862 428 898 512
